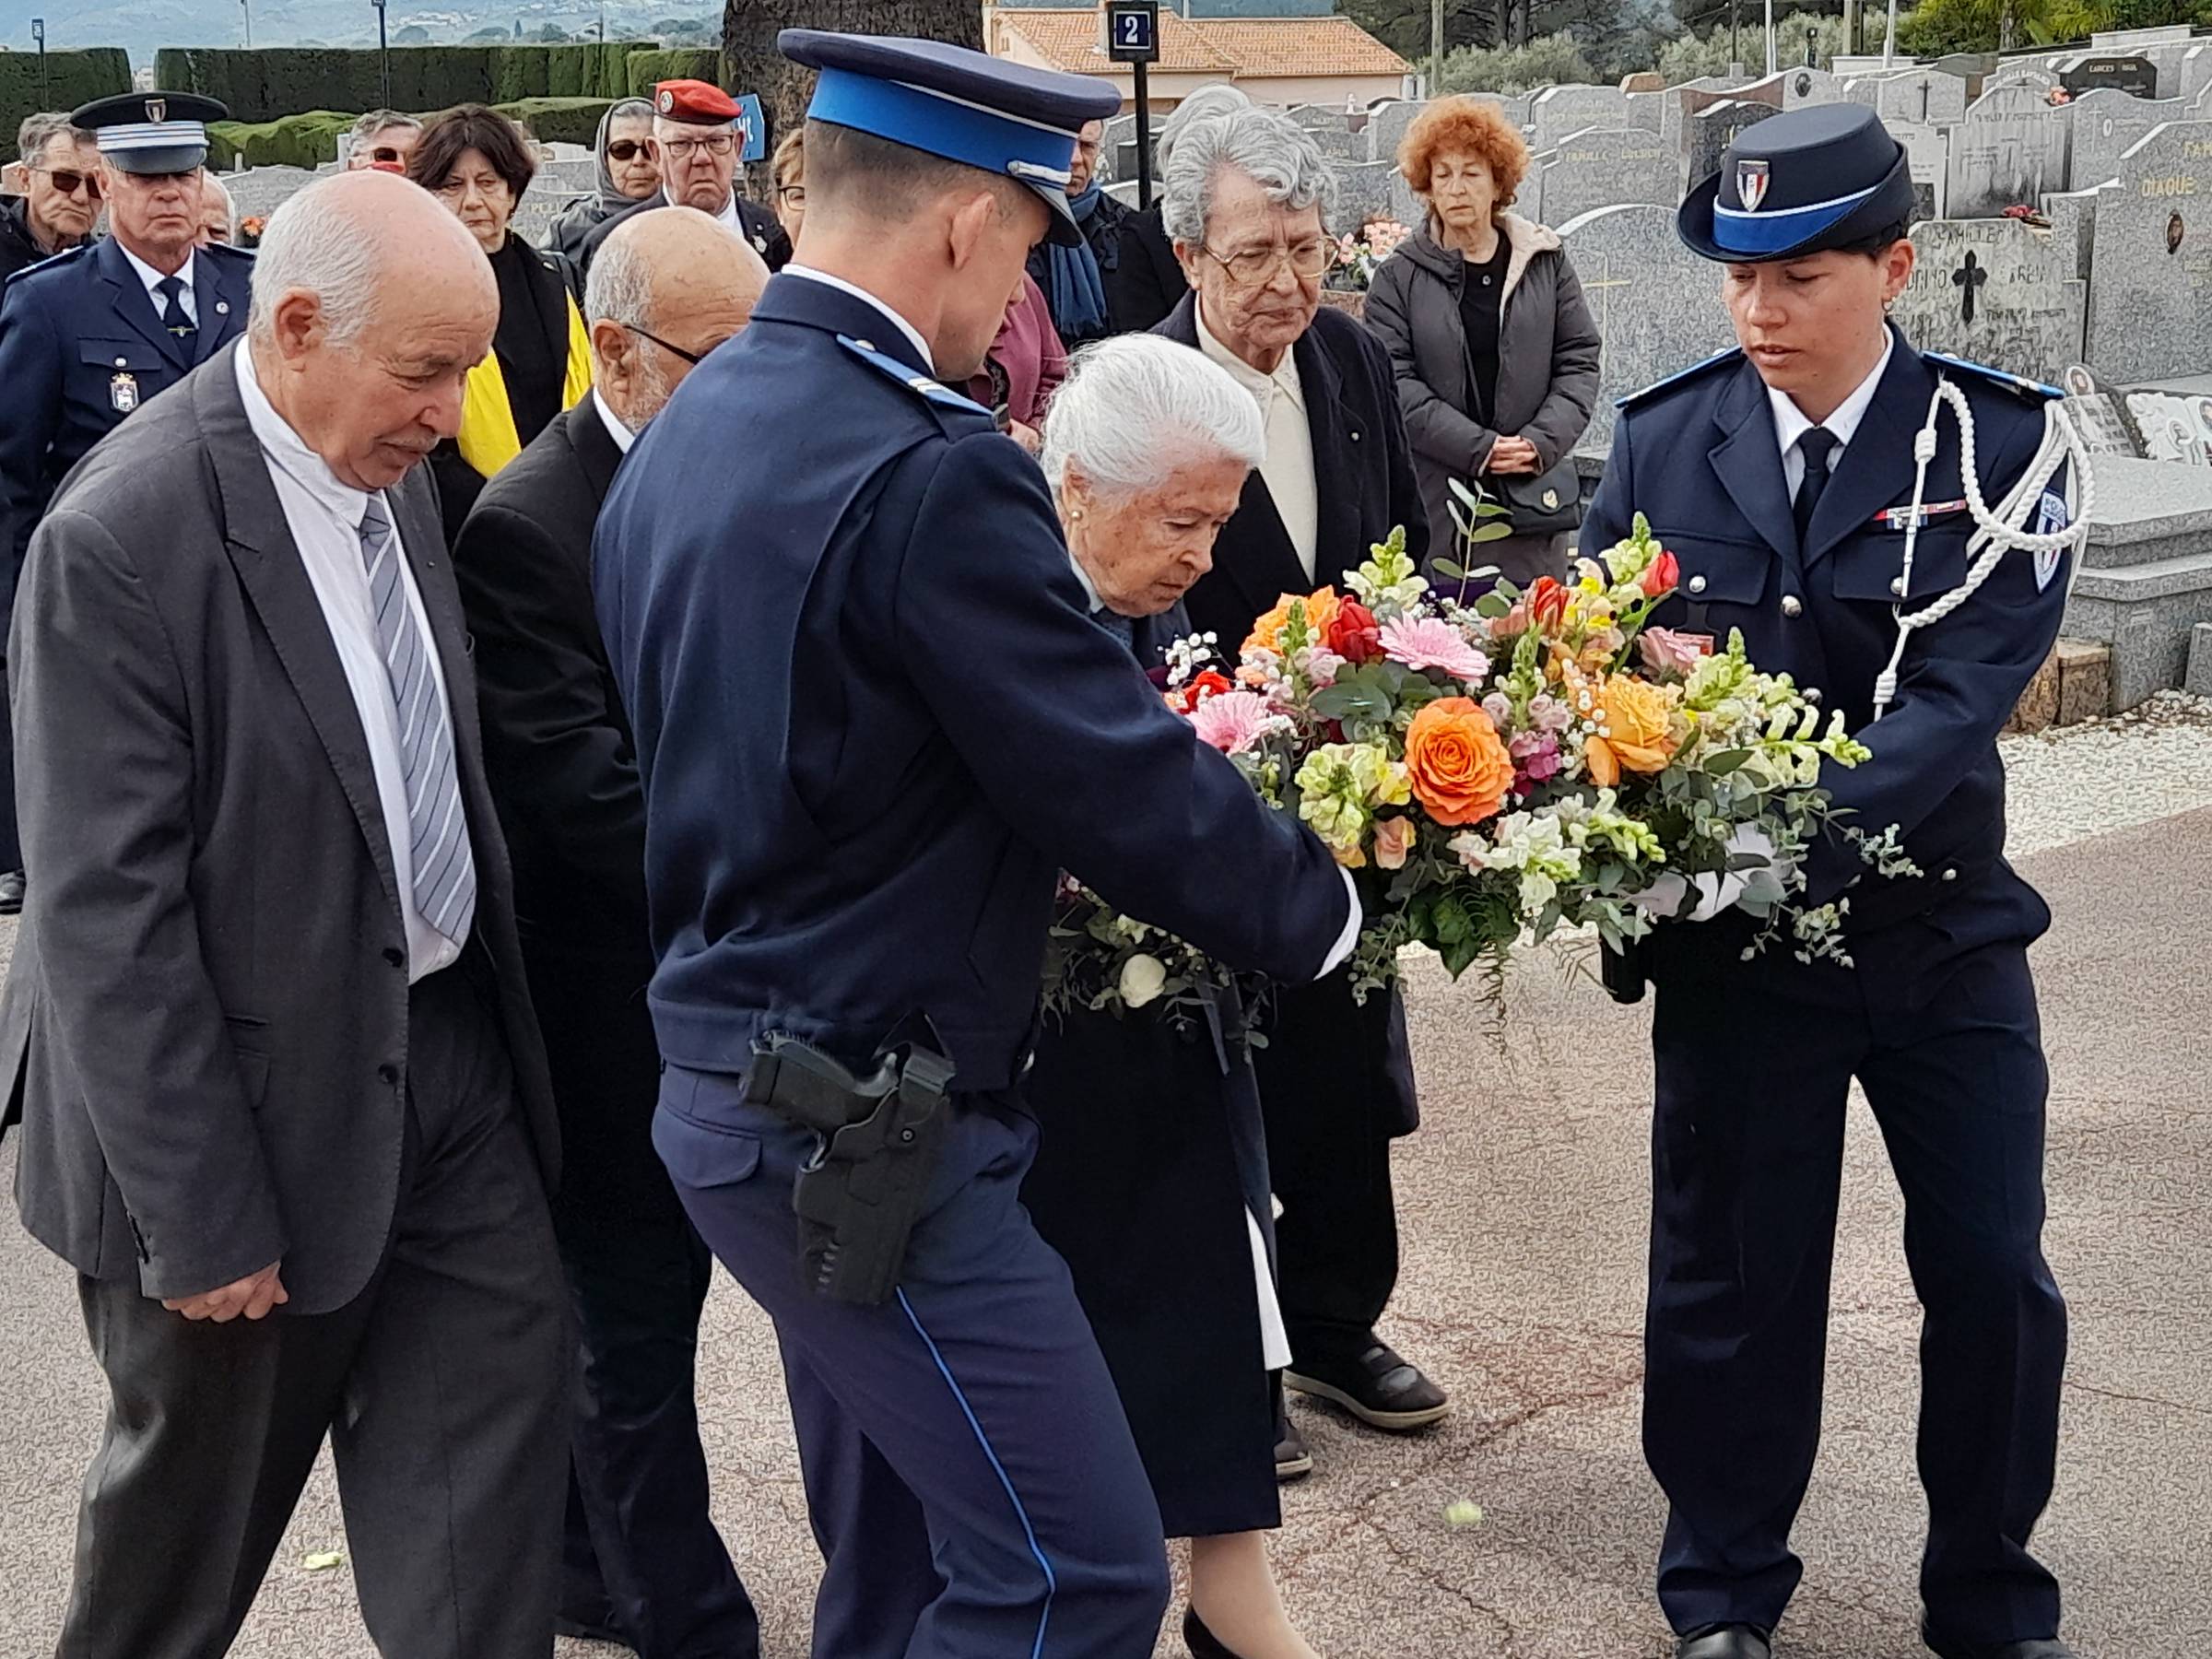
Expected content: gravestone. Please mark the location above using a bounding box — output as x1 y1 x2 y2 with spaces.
2068 88 2184 186
1286 104 1355 132
2175 44 2212 106
512 191 585 248
1892 121 1952 218
226 166 318 222
1983 65 2060 100
1389 169 1425 229
1333 161 1398 235
2060 365 2142 457
1846 67 1970 125
2059 54 2159 100
1622 71 1666 94
1935 53 2001 99
1688 100 1782 189
1946 84 2073 218
1558 203 1735 457
547 142 592 162
539 157 599 194
1663 77 1760 155
1301 124 1366 165
2042 183 2112 280
1368 100 1421 165
1893 218 2086 383
1534 126 1677 228
2083 121 2212 382
2125 390 2212 464
1738 67 1849 111
1527 85 1633 150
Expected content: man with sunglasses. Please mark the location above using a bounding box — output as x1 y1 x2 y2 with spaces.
452 206 771 1658
0 90 249 921
1 114 100 283
574 80 790 283
343 108 423 174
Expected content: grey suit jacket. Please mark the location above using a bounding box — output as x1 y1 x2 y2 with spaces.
0 352 559 1315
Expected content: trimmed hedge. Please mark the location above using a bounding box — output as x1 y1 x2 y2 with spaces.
206 98 618 171
154 44 651 124
623 49 724 96
1 48 133 159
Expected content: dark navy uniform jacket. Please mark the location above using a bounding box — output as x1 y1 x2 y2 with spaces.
0 238 253 581
594 272 1348 1093
1584 330 2072 933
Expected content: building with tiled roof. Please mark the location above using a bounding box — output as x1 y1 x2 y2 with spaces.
985 4 1417 112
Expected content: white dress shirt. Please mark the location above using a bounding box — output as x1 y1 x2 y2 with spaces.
781 264 935 368
593 386 637 455
119 242 199 327
1771 331 1894 495
1196 300 1320 582
232 339 469 982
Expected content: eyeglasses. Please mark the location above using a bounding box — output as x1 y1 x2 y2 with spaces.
606 140 647 162
655 134 736 160
31 167 100 199
369 145 406 164
1203 240 1337 286
777 184 806 206
625 323 718 367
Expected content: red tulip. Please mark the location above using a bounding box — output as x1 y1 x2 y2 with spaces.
1527 576 1571 629
1641 548 1680 599
1325 599 1383 664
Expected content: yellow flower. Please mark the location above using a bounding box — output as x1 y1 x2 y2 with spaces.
1585 675 1681 785
1243 588 1342 655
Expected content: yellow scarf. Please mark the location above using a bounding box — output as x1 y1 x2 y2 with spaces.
455 293 594 478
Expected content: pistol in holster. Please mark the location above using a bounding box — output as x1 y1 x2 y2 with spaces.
740 1032 955 1306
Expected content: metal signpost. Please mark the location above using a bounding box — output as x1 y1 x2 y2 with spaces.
1105 0 1160 209
31 18 46 104
371 0 390 110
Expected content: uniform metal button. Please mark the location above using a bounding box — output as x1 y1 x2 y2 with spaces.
383 947 405 968
114 357 126 368
1781 594 1804 618
1805 687 1823 704
1890 575 1906 597
1941 867 1959 882
1687 574 1707 594
377 1063 399 1085
1350 429 1361 441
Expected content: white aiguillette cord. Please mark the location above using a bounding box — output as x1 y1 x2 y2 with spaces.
1874 380 2097 721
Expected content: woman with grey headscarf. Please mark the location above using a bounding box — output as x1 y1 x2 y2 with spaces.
547 99 659 262
1106 82 1252 334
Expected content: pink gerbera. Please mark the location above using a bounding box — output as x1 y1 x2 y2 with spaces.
1188 690 1285 755
1378 616 1490 683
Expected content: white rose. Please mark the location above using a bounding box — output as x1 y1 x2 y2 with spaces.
1118 953 1168 1009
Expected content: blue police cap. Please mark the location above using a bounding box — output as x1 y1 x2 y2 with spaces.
72 91 229 175
1678 103 1914 263
780 29 1123 247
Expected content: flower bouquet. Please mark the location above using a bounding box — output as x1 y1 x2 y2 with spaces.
1045 516 1904 1018
1334 218 1411 292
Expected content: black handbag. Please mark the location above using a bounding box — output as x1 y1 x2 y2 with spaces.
1488 453 1583 537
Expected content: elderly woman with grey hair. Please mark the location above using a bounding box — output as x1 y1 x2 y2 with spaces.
1106 81 1253 333
1153 106 1448 1488
547 98 660 262
1021 335 1332 1659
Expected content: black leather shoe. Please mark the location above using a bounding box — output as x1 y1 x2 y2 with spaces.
0 870 23 916
1184 1606 1244 1658
1923 1620 2076 1659
1274 1407 1312 1481
1677 1625 1772 1659
1284 1342 1450 1430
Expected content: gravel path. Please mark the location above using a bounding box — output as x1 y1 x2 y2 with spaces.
2003 691 2212 855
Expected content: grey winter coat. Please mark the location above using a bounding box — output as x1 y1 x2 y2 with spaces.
1362 214 1602 586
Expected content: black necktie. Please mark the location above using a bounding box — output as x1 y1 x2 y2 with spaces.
156 275 195 344
1792 428 1839 545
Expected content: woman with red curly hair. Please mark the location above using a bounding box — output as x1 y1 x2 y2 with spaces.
1364 95 1601 590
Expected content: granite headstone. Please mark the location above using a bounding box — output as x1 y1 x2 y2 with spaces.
225 166 318 221
1533 126 1677 228
2067 88 2184 185
2084 121 2212 382
1527 84 1634 150
1946 84 2073 218
1893 218 2086 383
2059 54 2160 100
1688 100 1782 188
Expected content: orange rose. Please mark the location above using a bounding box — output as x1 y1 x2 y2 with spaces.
1243 588 1343 655
1403 697 1515 827
1584 676 1680 786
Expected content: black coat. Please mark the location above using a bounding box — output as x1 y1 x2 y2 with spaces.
1153 293 1427 1144
0 195 85 284
1021 600 1280 1539
1104 203 1186 337
451 397 673 1224
574 189 791 282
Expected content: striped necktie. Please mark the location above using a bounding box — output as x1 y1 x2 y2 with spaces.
357 493 475 947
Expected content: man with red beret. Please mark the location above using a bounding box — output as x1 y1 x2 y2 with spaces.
575 80 789 280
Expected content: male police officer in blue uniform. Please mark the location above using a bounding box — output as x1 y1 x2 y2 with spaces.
1585 106 2080 1659
593 30 1361 1659
0 90 251 921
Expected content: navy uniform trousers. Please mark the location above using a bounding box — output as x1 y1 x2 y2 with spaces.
653 1064 1171 1659
1644 871 2066 1642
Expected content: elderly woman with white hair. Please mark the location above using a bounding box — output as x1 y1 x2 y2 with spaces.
1107 81 1253 333
1154 107 1447 1483
1022 335 1331 1659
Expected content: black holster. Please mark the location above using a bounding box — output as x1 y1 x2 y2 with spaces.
741 1033 954 1306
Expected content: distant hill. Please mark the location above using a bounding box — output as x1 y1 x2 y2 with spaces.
0 0 713 70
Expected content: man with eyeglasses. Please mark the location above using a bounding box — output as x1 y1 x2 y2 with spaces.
451 206 771 1659
574 80 790 283
1153 107 1442 1483
1 114 101 283
0 90 250 923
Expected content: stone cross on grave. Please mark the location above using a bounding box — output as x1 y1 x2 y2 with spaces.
1954 250 1989 324
1582 255 1635 338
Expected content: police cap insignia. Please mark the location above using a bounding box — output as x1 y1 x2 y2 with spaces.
1681 103 1913 265
73 89 228 175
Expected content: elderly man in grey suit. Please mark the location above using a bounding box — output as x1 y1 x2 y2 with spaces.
1 169 570 1659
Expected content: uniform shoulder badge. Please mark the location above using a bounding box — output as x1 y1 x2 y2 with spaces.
1923 350 2061 403
836 335 991 417
2033 490 2071 591
1617 347 1745 411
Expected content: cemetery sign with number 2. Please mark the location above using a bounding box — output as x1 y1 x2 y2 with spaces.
1107 0 1159 63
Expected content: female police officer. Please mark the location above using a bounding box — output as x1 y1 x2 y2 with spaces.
1583 105 2082 1659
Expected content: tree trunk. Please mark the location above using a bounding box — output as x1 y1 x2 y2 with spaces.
724 0 985 191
